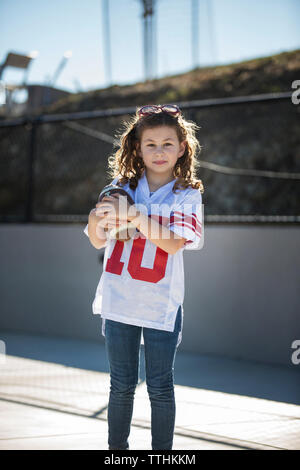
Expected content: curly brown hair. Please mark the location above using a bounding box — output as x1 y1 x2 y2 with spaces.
107 105 204 194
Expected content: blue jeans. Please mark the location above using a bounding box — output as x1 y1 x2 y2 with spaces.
104 305 182 450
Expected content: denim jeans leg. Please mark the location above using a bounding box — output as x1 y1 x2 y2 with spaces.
104 319 142 450
143 306 182 450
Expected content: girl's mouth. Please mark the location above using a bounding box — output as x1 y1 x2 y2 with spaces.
153 160 167 165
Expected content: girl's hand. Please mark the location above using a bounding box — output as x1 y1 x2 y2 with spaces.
97 213 123 230
95 195 131 222
89 197 123 230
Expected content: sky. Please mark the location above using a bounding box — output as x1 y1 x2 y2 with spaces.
0 0 299 98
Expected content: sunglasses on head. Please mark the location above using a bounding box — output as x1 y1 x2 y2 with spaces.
138 104 181 118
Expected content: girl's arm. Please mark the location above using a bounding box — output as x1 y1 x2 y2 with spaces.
95 196 186 255
87 209 108 249
128 210 186 255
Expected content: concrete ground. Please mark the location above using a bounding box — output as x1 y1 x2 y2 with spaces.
0 331 299 450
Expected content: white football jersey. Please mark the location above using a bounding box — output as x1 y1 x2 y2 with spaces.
84 170 203 347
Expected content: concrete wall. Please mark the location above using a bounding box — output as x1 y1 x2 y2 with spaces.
0 224 299 367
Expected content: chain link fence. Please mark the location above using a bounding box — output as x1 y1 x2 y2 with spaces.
0 92 299 224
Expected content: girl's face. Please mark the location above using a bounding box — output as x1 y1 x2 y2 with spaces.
137 126 186 179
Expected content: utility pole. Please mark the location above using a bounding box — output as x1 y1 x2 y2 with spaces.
192 0 199 69
207 0 217 65
102 0 112 86
140 0 156 81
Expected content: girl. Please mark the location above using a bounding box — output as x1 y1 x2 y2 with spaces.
84 104 204 450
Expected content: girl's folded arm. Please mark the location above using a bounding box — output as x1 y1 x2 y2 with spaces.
128 210 187 255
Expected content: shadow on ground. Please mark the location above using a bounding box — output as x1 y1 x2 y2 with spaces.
1 330 299 406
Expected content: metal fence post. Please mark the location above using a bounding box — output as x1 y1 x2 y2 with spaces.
26 120 37 223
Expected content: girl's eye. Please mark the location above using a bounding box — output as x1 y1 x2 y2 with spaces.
147 143 172 147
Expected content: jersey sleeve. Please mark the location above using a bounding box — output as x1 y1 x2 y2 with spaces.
167 190 203 251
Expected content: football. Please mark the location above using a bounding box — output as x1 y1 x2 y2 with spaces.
97 185 137 241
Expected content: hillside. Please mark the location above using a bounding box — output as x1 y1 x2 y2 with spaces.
40 49 300 115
